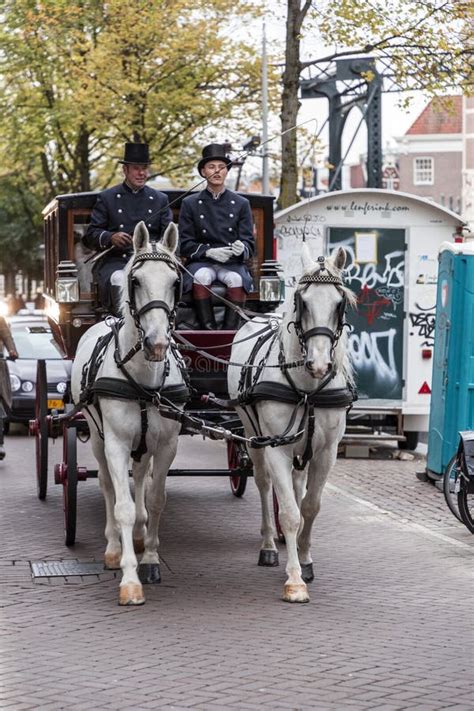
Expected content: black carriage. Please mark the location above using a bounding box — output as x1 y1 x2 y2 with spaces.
30 190 284 544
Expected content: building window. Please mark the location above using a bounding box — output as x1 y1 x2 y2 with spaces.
413 157 434 185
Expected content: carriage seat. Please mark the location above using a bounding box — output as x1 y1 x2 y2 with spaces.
176 281 226 330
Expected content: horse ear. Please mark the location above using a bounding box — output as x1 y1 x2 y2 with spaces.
161 222 178 254
133 221 149 252
332 246 347 271
301 242 314 272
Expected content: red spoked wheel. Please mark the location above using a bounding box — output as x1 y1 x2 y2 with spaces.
63 426 77 547
272 488 285 543
34 360 48 500
228 440 249 497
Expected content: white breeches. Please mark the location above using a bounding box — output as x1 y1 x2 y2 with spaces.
110 270 125 286
193 267 243 288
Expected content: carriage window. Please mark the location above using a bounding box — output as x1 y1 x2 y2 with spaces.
72 212 94 296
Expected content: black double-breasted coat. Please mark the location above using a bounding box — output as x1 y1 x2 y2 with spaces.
83 182 173 306
178 189 255 293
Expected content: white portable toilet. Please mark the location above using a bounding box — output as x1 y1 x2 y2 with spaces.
275 189 466 448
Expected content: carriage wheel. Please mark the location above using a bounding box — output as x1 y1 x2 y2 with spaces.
458 477 474 534
227 440 248 497
35 360 49 500
63 427 78 547
443 455 463 523
272 489 285 543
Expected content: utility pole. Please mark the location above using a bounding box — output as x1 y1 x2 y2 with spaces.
261 16 270 194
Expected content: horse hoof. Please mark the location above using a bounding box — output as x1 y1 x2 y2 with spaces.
133 538 145 554
104 552 121 570
301 563 314 583
282 583 310 603
119 583 145 606
138 563 161 585
258 549 279 567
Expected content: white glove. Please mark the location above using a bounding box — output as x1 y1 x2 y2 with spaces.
231 240 245 257
206 246 233 263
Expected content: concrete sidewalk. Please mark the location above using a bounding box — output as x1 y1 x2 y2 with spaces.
0 431 472 710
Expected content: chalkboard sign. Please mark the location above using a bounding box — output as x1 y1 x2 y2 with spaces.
329 227 406 400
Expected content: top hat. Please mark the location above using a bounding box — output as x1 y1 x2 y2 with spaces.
197 144 232 176
119 142 151 165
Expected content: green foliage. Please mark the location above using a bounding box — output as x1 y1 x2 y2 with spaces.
0 0 263 278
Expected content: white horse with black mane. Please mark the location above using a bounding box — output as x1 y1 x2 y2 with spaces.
71 221 188 606
228 244 356 603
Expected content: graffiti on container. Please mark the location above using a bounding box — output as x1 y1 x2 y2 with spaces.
277 214 326 240
349 328 399 392
409 303 436 346
357 285 392 325
376 285 404 305
330 240 404 290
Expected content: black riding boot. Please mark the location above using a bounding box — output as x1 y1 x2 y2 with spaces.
223 301 245 330
195 298 216 330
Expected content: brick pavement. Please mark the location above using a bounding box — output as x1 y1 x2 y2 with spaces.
0 429 472 710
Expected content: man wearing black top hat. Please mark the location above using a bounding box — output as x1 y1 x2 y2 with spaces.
83 142 173 314
179 143 255 330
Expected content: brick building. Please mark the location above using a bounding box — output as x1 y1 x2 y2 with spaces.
395 95 462 213
349 95 466 216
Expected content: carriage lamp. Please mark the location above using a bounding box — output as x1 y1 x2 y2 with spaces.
259 260 285 303
21 381 34 393
55 260 80 303
10 374 21 392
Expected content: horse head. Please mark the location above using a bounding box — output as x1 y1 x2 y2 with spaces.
295 244 354 379
123 221 180 362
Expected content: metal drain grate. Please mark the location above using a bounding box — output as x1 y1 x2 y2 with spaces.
31 560 106 578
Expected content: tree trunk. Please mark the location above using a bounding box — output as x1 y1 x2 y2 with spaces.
278 0 311 210
76 125 91 192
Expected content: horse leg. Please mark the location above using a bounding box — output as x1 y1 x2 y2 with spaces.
293 466 308 511
92 437 121 570
298 446 338 584
265 447 309 603
132 456 152 555
139 431 178 584
104 434 144 606
251 448 279 567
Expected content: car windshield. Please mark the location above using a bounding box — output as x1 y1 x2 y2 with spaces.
9 327 63 360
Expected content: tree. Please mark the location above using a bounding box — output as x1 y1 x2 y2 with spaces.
0 172 44 292
0 0 262 196
278 0 472 209
0 0 263 280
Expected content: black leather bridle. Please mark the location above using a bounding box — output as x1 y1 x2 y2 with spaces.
114 248 182 367
291 257 347 362
127 249 182 335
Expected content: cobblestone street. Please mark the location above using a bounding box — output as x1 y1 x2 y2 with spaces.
0 429 472 710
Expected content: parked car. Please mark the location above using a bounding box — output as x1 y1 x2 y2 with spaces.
6 322 71 424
